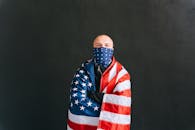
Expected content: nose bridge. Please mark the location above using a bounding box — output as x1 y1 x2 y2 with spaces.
100 43 105 48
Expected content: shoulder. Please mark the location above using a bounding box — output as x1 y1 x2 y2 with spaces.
72 59 93 80
75 59 93 71
115 59 131 80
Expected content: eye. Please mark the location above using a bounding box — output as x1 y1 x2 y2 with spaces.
96 45 102 47
105 43 111 47
94 43 103 47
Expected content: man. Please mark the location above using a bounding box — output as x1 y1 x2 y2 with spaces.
67 34 131 130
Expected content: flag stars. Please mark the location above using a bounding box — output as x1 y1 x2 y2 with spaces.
88 83 92 87
81 98 86 101
74 99 79 105
71 103 73 107
80 106 85 111
94 106 99 111
87 101 92 107
72 93 77 97
84 75 88 80
75 74 80 77
79 70 84 74
81 83 86 87
81 94 86 98
72 87 78 91
80 90 86 93
74 80 79 85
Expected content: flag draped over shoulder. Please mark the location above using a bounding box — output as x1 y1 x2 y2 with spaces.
67 57 131 130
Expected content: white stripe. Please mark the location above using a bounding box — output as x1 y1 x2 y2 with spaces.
116 67 128 83
99 110 131 124
113 80 131 92
108 63 117 82
103 94 131 107
67 124 73 130
102 86 107 93
68 110 99 126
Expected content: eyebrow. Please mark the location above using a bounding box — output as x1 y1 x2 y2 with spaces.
95 42 112 45
94 42 102 44
94 43 102 46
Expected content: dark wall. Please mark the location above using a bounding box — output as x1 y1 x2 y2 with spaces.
1 0 195 130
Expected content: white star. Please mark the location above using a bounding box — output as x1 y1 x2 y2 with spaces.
72 87 78 91
75 74 80 77
81 83 86 87
88 83 92 87
74 99 79 105
80 106 85 111
87 101 92 107
81 98 86 101
74 81 79 85
81 94 86 98
94 106 99 111
84 75 88 79
72 93 77 97
79 70 84 73
71 103 73 107
80 90 86 94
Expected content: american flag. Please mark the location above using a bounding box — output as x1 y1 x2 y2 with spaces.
67 57 131 130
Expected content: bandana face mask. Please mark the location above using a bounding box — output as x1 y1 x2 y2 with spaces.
93 47 114 68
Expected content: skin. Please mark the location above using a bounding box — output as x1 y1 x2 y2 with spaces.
93 34 114 49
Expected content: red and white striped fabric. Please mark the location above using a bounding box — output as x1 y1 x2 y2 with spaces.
97 57 131 130
67 57 131 130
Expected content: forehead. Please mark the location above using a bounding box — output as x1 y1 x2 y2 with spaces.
93 35 113 44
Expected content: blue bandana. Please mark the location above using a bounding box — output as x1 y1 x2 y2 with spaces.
93 47 114 68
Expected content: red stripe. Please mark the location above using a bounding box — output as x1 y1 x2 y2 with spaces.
98 120 130 130
68 119 97 130
118 73 130 83
102 102 131 115
100 57 116 92
106 62 122 93
106 76 117 93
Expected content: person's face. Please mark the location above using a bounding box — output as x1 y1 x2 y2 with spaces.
93 35 114 49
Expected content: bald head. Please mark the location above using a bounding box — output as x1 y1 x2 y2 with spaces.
93 34 114 49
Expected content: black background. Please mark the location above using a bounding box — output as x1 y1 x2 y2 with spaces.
1 0 195 130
